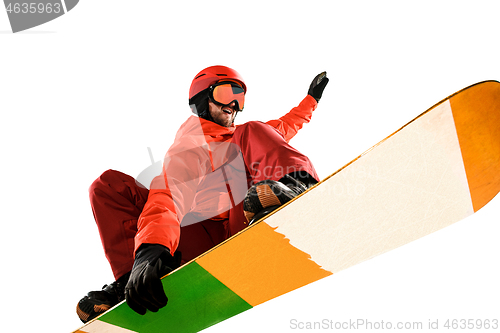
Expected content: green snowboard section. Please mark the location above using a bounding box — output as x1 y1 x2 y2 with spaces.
98 262 253 333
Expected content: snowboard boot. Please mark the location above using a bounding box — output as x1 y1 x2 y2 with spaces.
76 272 130 323
243 172 317 225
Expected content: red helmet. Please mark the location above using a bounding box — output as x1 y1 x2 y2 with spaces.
189 65 247 100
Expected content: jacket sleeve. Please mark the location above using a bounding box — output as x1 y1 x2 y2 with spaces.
265 94 317 142
134 175 180 254
134 142 211 255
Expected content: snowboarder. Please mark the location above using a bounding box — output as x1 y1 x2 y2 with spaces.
76 65 329 323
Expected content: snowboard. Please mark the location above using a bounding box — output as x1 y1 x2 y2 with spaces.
74 80 500 333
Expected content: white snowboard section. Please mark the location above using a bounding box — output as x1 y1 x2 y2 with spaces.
266 100 474 274
77 319 137 333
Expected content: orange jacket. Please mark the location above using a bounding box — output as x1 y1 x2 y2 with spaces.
134 95 317 254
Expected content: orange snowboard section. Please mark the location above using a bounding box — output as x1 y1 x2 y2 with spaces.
196 222 332 307
451 81 500 212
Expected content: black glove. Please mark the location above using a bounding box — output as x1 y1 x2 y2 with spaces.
308 71 329 102
125 244 181 315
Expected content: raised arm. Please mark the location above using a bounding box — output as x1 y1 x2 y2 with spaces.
266 72 329 142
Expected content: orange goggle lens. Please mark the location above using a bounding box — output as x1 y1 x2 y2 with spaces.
210 83 245 111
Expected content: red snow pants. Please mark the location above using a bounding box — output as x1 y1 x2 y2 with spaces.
90 121 318 280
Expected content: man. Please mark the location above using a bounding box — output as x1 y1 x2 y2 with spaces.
76 65 328 322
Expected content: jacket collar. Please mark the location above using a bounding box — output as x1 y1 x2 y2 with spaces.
177 116 236 142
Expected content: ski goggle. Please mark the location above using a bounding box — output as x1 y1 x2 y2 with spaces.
209 81 245 111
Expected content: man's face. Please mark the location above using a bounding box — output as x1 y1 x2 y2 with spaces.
208 100 238 127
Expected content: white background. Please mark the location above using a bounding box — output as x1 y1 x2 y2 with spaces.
1 1 499 332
